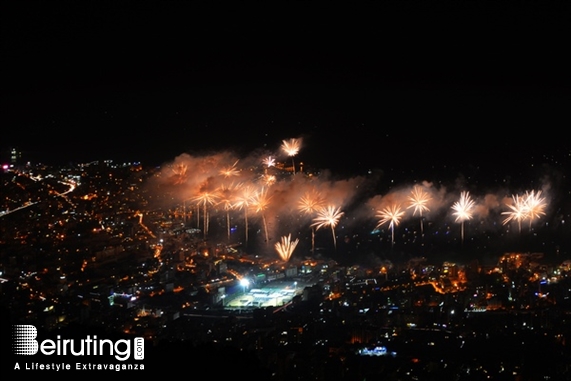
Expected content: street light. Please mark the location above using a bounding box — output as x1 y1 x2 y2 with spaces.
240 278 250 295
221 294 226 307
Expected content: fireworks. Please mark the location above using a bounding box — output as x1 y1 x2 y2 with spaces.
233 184 256 245
155 136 555 257
260 174 276 187
375 204 405 247
251 187 272 245
298 190 326 253
275 233 299 262
219 160 241 177
262 156 276 169
407 186 432 236
502 194 526 233
311 205 344 250
171 163 188 185
523 190 546 230
298 190 326 215
281 138 301 174
192 189 221 238
502 190 547 233
251 187 271 214
451 191 475 245
217 181 241 240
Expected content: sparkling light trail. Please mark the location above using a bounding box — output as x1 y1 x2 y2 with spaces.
192 189 221 238
298 189 326 253
375 204 405 247
281 138 301 174
251 187 272 245
311 205 344 250
451 191 475 245
407 185 432 236
150 136 558 258
219 160 241 177
260 174 276 187
502 194 527 233
233 184 255 245
523 190 546 231
171 163 188 185
217 181 241 240
275 233 299 262
262 156 276 171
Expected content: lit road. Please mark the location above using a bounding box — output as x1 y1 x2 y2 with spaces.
0 201 39 218
0 173 77 218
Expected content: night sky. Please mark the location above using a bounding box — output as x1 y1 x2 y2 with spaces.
2 1 570 179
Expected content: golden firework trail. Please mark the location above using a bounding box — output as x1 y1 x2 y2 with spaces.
298 189 326 253
407 186 432 236
523 190 546 230
502 194 527 233
451 191 475 245
251 187 273 245
298 190 326 215
171 163 188 185
217 181 241 240
260 173 276 187
281 138 301 174
275 233 299 262
192 189 221 238
219 160 241 177
311 205 344 250
233 184 255 245
375 204 405 247
262 156 276 169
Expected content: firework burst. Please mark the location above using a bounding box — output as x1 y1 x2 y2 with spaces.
281 138 301 174
451 191 475 245
217 181 241 241
233 184 255 245
275 233 299 262
407 186 432 236
311 205 344 250
251 187 273 245
502 194 527 233
219 160 241 178
376 204 405 247
171 163 188 185
262 156 276 172
260 174 277 187
298 189 326 253
523 190 546 230
192 189 221 238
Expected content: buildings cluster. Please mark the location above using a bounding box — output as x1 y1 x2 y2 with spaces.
1 160 570 380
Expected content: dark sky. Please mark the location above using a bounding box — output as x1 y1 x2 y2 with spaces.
2 1 570 178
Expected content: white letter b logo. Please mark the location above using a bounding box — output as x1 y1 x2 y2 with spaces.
13 325 38 355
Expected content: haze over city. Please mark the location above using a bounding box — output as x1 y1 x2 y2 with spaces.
143 135 569 261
